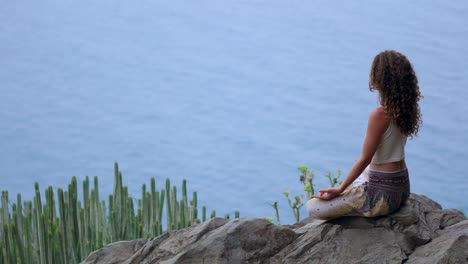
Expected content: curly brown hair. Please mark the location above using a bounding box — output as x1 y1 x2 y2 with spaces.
369 50 423 137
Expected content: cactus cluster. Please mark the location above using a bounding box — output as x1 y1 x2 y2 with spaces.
0 162 239 263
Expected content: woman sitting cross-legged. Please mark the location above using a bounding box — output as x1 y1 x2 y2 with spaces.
306 50 422 220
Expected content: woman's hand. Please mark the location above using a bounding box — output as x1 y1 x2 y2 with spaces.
312 187 342 201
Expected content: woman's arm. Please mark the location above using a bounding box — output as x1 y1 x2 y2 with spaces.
313 107 389 200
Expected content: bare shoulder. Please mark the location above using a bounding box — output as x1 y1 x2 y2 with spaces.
369 107 390 127
370 107 388 119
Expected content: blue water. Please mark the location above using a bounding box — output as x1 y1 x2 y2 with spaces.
1 0 467 224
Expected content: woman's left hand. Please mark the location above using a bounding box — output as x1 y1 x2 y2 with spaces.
312 187 342 201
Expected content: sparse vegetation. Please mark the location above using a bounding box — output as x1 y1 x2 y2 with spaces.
270 165 342 224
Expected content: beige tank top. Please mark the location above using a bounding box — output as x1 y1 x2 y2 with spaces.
371 122 407 164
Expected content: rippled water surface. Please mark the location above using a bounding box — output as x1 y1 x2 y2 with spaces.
1 0 467 223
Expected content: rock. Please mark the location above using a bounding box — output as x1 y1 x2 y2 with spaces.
82 193 468 264
407 220 468 264
84 239 149 264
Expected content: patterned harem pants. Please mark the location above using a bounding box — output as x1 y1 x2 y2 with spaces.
306 167 410 220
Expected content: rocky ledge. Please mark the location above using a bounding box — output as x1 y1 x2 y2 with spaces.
82 194 467 264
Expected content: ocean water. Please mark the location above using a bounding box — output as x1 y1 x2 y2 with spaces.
0 0 467 224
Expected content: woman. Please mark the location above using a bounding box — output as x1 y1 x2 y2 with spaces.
306 50 422 220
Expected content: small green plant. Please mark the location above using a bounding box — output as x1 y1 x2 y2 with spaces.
298 165 315 199
283 190 303 223
270 201 280 225
272 165 342 224
324 169 342 187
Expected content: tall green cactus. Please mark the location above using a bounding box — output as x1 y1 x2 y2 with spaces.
150 178 157 237
57 188 68 263
1 191 9 231
235 210 240 219
0 162 239 264
15 194 27 264
0 238 3 264
191 191 198 220
34 182 48 264
2 223 12 264
158 190 165 232
165 179 172 231
202 206 207 222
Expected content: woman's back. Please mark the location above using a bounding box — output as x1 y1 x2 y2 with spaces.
372 121 407 165
306 50 422 220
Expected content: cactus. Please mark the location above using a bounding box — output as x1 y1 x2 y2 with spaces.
3 223 12 264
202 206 207 222
180 200 186 229
158 190 165 225
34 182 47 264
171 186 178 230
150 178 157 237
0 162 239 264
191 192 198 223
1 191 9 229
0 238 3 264
165 179 172 232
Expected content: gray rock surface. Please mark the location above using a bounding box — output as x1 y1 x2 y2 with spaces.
82 194 467 264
